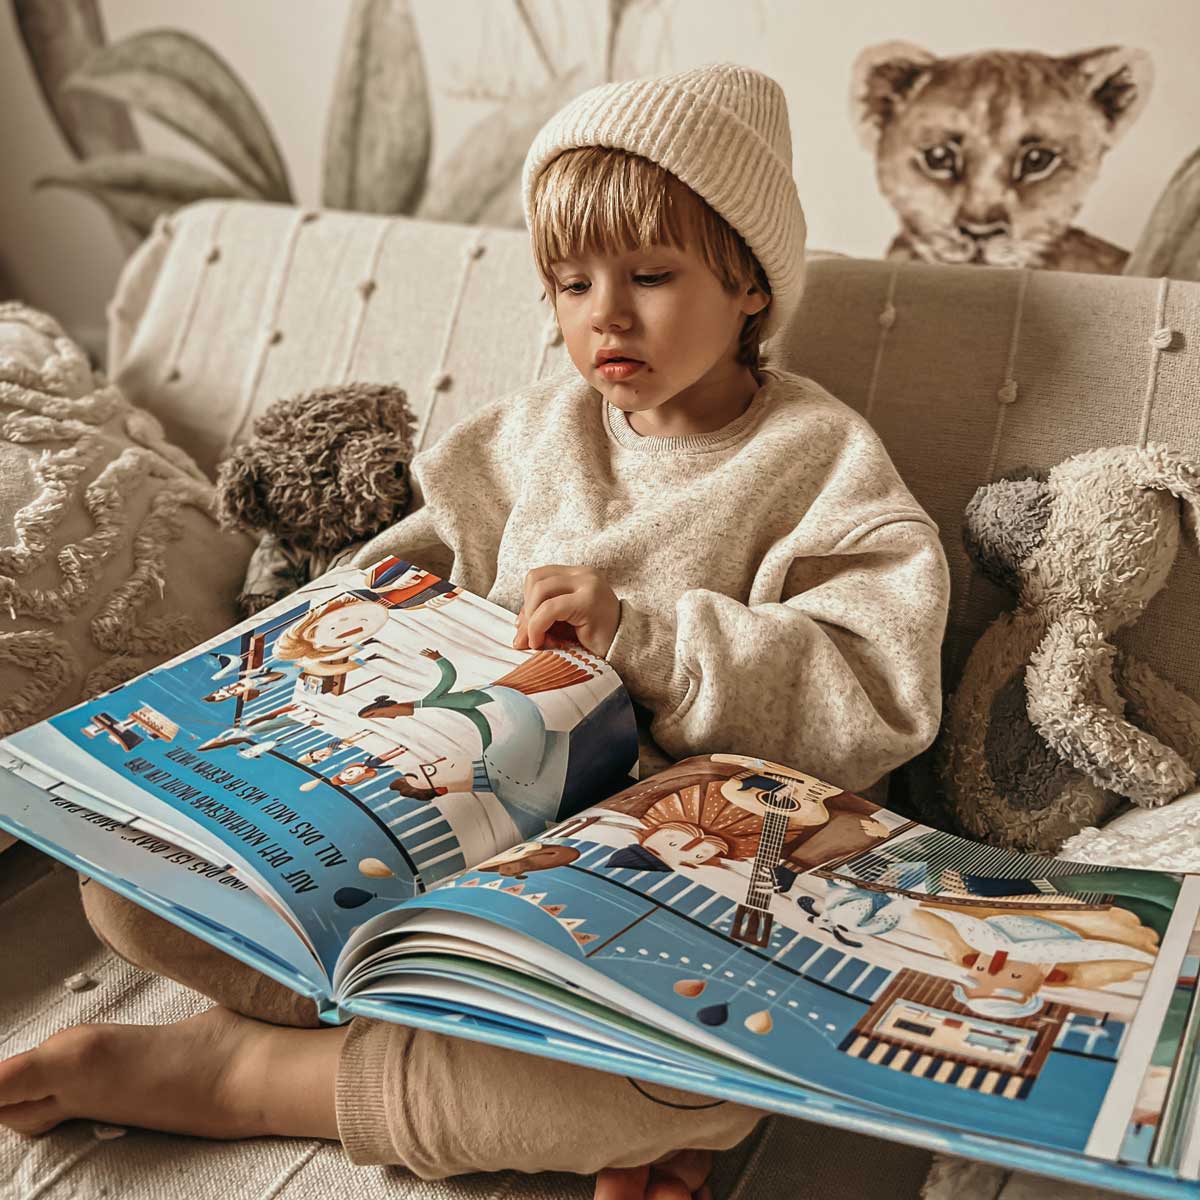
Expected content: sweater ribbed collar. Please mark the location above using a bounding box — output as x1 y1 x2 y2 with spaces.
602 366 783 455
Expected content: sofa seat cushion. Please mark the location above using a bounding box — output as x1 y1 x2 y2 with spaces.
0 303 254 734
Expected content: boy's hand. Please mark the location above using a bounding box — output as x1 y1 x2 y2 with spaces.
594 1149 714 1200
513 565 620 657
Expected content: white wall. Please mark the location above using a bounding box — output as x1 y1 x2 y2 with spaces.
1 0 1196 356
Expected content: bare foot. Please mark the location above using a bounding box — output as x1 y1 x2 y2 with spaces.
594 1148 714 1200
0 1005 347 1142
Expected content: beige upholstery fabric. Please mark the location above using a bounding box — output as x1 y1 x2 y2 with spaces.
776 261 1200 698
0 303 254 734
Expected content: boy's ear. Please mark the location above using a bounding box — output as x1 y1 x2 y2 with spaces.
742 285 770 316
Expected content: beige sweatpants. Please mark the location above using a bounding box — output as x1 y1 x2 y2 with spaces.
77 876 764 1177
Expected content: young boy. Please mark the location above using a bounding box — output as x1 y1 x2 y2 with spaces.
0 63 949 1199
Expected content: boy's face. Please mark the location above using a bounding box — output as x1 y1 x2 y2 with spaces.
550 240 767 435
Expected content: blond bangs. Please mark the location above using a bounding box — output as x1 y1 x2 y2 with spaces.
532 149 695 278
530 147 772 365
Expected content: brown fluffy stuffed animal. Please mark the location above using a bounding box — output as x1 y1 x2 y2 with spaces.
216 383 417 615
938 444 1200 852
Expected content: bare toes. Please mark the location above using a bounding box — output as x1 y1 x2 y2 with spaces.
0 1096 65 1136
1 1023 123 1134
0 1046 49 1108
0 1045 62 1135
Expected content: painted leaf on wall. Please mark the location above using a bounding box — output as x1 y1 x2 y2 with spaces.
13 0 139 159
35 152 249 238
12 0 143 251
322 0 432 215
60 30 293 202
416 65 587 227
1125 146 1200 281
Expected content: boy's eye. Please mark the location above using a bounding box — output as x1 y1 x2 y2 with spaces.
557 273 670 294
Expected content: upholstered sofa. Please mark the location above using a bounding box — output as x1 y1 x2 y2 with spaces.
3 197 1199 1200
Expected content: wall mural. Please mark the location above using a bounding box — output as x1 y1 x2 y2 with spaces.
11 0 1200 280
850 41 1154 275
11 0 672 239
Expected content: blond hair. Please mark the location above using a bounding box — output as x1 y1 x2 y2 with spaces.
529 147 771 370
638 818 732 860
273 595 359 676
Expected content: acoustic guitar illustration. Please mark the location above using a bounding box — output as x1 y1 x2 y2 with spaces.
712 755 843 948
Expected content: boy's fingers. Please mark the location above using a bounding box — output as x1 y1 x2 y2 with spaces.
649 1149 712 1194
525 595 575 647
593 1165 651 1200
522 571 574 617
645 1178 693 1200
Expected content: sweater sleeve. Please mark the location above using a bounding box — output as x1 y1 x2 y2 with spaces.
349 392 522 595
605 515 949 795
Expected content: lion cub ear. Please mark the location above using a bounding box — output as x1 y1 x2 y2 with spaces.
1057 46 1154 145
849 40 937 153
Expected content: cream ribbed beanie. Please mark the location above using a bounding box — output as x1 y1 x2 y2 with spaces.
521 62 806 342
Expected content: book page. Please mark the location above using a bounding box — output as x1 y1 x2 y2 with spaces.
0 765 327 998
0 556 637 980
337 752 1199 1175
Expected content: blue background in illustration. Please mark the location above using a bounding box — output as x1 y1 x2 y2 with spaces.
34 576 639 975
42 612 420 978
399 839 1129 1157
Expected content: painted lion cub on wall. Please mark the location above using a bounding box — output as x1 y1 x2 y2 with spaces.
850 43 1153 274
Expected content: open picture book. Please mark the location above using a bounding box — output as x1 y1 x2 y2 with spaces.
2 555 1198 1198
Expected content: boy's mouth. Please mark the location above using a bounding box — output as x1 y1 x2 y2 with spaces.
595 347 644 365
596 359 645 380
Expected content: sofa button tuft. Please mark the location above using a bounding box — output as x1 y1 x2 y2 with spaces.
1150 327 1177 351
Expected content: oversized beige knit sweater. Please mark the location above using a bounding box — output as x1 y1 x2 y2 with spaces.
351 363 950 795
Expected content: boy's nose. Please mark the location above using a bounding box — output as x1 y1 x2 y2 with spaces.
590 291 633 331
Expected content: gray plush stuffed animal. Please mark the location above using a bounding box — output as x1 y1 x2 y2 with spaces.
938 443 1200 852
216 382 417 616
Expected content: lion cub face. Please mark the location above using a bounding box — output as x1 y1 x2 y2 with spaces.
851 44 1152 271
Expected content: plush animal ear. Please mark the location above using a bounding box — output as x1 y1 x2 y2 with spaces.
848 40 937 153
214 444 272 534
962 471 1052 592
1058 46 1153 145
1127 444 1200 555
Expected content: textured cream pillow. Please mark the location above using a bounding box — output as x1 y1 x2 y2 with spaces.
0 303 255 733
